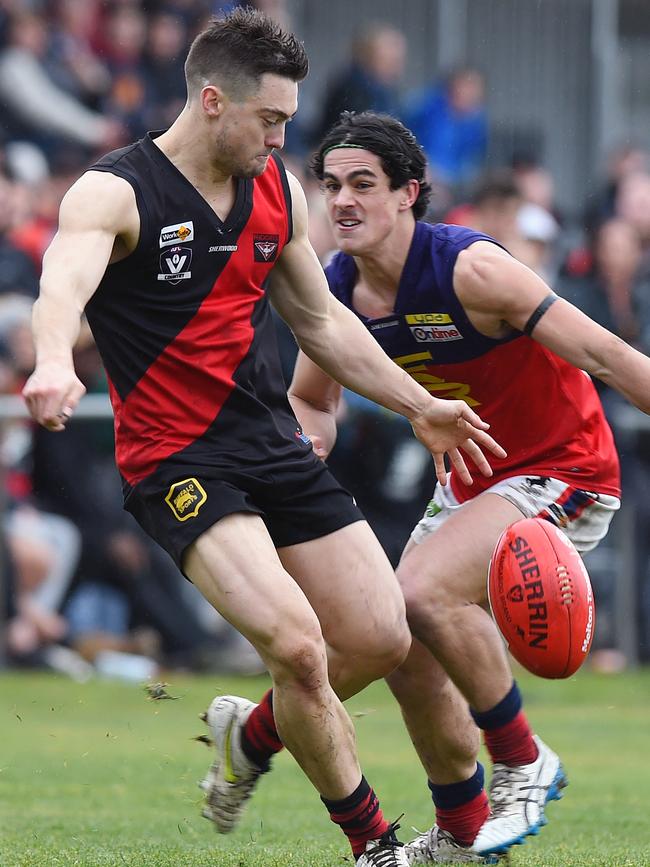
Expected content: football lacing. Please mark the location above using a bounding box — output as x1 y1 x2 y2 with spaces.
556 565 575 604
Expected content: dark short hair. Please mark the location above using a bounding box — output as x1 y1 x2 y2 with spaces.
311 111 432 220
184 7 308 100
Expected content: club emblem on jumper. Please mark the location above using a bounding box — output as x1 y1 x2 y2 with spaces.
165 478 207 521
159 220 194 247
253 233 279 262
158 246 192 284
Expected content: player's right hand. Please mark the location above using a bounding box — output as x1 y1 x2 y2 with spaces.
22 361 86 432
409 397 507 486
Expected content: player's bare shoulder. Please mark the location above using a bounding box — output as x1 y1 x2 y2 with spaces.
453 240 515 335
59 170 140 261
454 240 510 301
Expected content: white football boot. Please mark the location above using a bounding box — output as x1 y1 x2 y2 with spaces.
200 694 265 833
357 823 411 867
405 825 500 864
472 736 568 856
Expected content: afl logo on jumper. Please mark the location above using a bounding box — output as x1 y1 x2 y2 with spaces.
254 233 279 262
159 220 194 248
158 246 192 283
165 478 207 522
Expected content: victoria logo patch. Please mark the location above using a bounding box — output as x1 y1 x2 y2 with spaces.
158 246 192 283
253 234 279 262
165 478 207 521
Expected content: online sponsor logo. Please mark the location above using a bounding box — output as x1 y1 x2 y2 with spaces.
254 234 279 262
410 324 463 343
209 244 238 252
405 312 452 325
159 221 194 247
158 246 192 283
165 478 207 522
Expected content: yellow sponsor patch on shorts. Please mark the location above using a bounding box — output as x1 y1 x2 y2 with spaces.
165 478 207 521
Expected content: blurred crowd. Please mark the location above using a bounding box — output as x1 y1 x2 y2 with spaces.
1 0 650 677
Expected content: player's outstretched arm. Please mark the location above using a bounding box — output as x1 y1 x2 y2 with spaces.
22 171 138 431
456 241 650 415
270 174 506 484
288 350 342 459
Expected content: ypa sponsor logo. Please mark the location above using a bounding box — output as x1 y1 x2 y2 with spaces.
253 234 279 262
158 246 192 283
159 221 194 247
410 324 463 343
405 312 452 325
165 478 207 521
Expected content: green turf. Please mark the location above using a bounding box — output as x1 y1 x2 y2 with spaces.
1 668 649 866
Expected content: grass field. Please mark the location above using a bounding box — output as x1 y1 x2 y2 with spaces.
1 668 649 866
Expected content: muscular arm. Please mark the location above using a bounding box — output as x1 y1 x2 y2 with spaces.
270 174 506 484
23 171 138 430
455 241 650 414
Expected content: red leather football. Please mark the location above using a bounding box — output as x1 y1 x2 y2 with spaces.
487 517 595 679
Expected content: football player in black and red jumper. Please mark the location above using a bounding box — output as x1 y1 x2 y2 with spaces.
22 9 504 867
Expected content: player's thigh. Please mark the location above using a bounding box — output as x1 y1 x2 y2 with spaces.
398 493 523 608
184 512 324 663
277 520 408 655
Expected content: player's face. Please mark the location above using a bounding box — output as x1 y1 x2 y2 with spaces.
216 73 298 178
322 149 411 255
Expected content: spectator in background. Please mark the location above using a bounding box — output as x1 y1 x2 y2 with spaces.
557 217 649 354
406 66 487 194
6 173 62 272
447 170 560 282
557 214 650 669
584 143 649 234
556 216 650 433
46 0 110 111
244 0 293 29
311 24 406 145
0 175 39 298
512 155 559 220
0 295 82 672
516 201 560 284
0 11 122 163
99 3 149 139
141 8 189 131
615 171 650 263
463 171 523 251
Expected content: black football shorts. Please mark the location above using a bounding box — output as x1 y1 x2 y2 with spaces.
124 451 364 574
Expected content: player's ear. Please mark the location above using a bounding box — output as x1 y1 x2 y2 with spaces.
201 85 226 118
399 179 420 211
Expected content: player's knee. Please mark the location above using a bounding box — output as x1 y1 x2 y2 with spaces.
397 564 449 643
265 624 328 692
357 626 411 681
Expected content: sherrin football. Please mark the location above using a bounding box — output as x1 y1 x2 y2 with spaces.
487 517 595 679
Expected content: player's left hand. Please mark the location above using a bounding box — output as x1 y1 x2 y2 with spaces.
409 398 507 486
